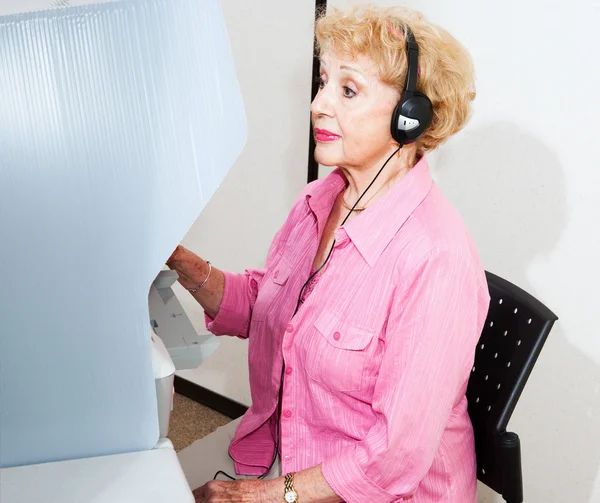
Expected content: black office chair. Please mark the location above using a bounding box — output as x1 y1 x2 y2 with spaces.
467 271 558 503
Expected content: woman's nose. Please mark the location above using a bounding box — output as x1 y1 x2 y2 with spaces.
310 87 334 117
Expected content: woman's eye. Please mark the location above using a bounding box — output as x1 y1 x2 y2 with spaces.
343 86 357 98
315 77 355 98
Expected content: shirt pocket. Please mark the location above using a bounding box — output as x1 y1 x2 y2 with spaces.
306 309 376 392
252 256 293 322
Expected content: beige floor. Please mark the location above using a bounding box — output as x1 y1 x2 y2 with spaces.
168 393 233 452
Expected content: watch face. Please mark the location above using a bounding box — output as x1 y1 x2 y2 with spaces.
284 490 298 503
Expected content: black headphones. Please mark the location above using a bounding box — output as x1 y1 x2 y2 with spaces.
390 26 433 146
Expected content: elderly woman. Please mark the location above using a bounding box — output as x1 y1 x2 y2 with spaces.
169 5 489 503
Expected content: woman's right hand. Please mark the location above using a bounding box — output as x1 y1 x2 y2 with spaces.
166 244 187 270
167 245 200 282
165 245 224 318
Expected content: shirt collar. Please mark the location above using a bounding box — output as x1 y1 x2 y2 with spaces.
344 156 433 266
305 156 433 268
304 169 347 233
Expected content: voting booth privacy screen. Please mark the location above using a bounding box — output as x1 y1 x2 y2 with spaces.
0 0 246 468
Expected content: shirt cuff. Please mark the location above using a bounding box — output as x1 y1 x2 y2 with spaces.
204 271 251 338
233 460 268 477
321 446 395 503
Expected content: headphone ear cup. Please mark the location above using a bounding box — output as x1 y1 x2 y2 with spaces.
391 101 407 145
390 92 433 145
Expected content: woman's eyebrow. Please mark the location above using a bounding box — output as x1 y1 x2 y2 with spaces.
319 60 367 81
339 65 363 76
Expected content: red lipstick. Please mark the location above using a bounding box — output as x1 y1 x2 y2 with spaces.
314 128 341 143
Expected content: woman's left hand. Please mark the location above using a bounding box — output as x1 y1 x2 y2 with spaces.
192 479 275 503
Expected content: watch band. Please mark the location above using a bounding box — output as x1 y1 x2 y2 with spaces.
284 472 299 502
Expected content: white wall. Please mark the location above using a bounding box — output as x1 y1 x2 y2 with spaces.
179 0 600 502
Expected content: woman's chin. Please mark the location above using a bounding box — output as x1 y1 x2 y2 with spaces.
314 148 341 168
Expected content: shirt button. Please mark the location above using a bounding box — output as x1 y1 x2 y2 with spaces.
285 367 293 375
333 331 341 341
274 270 279 278
283 409 292 418
286 324 294 333
284 455 291 463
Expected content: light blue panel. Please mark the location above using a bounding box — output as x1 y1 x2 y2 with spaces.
0 0 246 468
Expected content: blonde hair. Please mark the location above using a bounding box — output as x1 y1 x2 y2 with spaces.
315 5 476 155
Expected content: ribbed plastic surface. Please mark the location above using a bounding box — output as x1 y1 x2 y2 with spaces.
0 0 246 468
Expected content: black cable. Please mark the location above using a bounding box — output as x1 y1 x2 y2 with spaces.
213 470 237 481
212 145 401 483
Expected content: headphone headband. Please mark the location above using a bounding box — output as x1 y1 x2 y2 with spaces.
404 27 419 93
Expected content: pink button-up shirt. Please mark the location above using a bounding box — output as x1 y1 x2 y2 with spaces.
206 156 490 502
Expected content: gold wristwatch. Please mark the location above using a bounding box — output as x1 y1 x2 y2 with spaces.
284 472 299 502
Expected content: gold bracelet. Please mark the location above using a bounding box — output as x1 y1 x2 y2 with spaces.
188 261 211 294
284 472 299 502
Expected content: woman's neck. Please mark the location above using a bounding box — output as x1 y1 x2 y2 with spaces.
340 145 418 207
